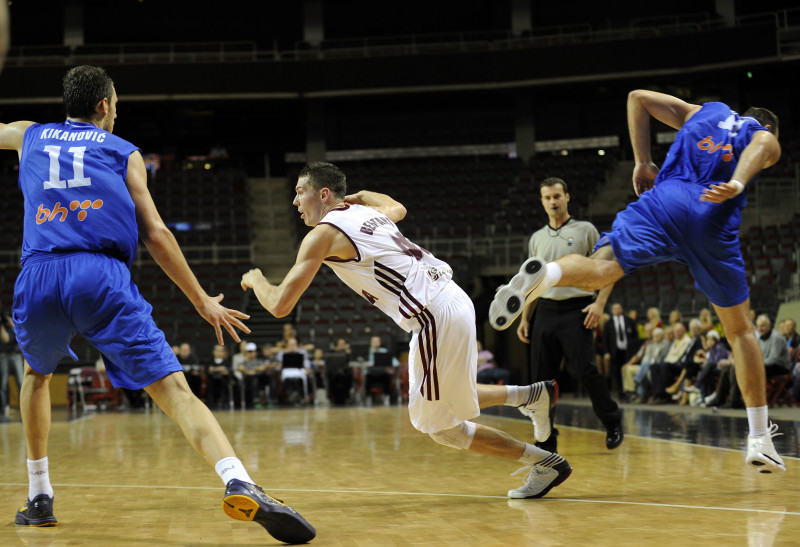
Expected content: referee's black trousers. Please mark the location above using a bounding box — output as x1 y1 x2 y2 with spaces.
529 297 622 431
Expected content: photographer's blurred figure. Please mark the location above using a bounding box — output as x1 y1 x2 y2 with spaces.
1 302 24 419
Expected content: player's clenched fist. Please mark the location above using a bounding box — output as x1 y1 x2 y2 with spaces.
241 268 267 291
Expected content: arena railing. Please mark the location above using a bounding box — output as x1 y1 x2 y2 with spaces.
5 8 799 68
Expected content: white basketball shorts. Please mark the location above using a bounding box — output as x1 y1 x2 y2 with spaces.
407 280 480 433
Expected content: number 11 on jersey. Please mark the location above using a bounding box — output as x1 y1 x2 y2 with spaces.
43 145 92 189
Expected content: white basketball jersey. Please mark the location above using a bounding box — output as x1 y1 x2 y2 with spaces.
319 204 453 332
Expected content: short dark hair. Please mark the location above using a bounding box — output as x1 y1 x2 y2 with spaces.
539 177 568 194
63 65 114 119
298 161 347 198
743 107 779 134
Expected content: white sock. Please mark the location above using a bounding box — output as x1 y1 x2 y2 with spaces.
746 405 769 437
544 262 563 289
505 385 531 407
27 457 54 500
215 457 255 486
518 443 564 467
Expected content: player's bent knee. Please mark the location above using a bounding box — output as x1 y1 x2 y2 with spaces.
429 421 477 450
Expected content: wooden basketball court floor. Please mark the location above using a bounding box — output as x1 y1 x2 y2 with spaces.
1 400 799 546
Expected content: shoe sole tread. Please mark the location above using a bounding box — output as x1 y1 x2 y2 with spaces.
223 493 316 544
489 258 545 330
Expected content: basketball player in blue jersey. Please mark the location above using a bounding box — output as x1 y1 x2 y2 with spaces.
490 89 786 473
0 66 315 543
242 161 572 501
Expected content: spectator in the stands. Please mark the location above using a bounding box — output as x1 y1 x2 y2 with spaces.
779 318 800 356
698 308 715 334
668 309 683 327
646 322 694 404
621 322 653 401
177 342 203 399
476 340 511 385
332 337 351 356
687 330 730 405
275 337 311 404
232 339 249 370
206 344 235 409
629 326 672 403
364 336 398 404
277 323 298 351
707 314 790 409
646 307 664 329
237 341 268 408
756 314 791 378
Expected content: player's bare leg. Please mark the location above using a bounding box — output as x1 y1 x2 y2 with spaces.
465 383 571 498
144 371 236 465
145 371 316 542
490 246 623 330
16 363 57 526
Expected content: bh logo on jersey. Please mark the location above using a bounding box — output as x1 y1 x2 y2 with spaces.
36 199 104 224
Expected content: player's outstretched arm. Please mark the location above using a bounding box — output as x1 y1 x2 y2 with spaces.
700 130 781 204
344 190 407 222
241 225 336 318
125 151 250 344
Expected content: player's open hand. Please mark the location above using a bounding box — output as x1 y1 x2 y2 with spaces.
632 162 659 196
197 293 250 345
700 181 744 204
582 301 603 329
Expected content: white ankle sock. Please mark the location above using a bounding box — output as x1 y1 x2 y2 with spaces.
27 457 54 500
746 405 769 437
518 443 563 467
544 262 563 289
215 457 255 486
505 385 530 407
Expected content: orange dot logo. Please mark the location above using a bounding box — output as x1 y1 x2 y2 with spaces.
70 198 104 221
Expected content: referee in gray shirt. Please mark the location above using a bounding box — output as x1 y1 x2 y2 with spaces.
516 177 623 452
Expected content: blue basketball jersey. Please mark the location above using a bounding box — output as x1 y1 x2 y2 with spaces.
18 120 140 267
655 102 767 206
655 103 766 201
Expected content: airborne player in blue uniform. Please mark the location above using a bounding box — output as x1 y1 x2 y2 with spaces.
0 66 315 543
490 89 785 473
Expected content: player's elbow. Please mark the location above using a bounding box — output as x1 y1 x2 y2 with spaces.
393 204 407 221
141 223 174 250
271 305 292 319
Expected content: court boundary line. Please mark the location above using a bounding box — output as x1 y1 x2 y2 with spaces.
0 481 796 517
479 412 800 461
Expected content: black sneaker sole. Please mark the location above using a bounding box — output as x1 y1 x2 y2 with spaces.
223 493 316 544
15 515 58 527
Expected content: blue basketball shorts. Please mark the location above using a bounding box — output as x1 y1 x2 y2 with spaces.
596 179 749 308
12 252 183 389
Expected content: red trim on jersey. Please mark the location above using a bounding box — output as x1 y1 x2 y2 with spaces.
318 221 361 262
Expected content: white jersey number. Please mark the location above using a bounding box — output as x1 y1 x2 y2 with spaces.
43 145 92 189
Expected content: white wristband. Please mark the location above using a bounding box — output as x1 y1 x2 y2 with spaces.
730 180 745 196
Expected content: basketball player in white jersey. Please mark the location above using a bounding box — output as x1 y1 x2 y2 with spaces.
241 161 572 499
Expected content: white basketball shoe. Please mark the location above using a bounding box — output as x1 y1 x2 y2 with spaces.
507 455 572 499
517 380 558 443
489 257 547 330
746 422 786 473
